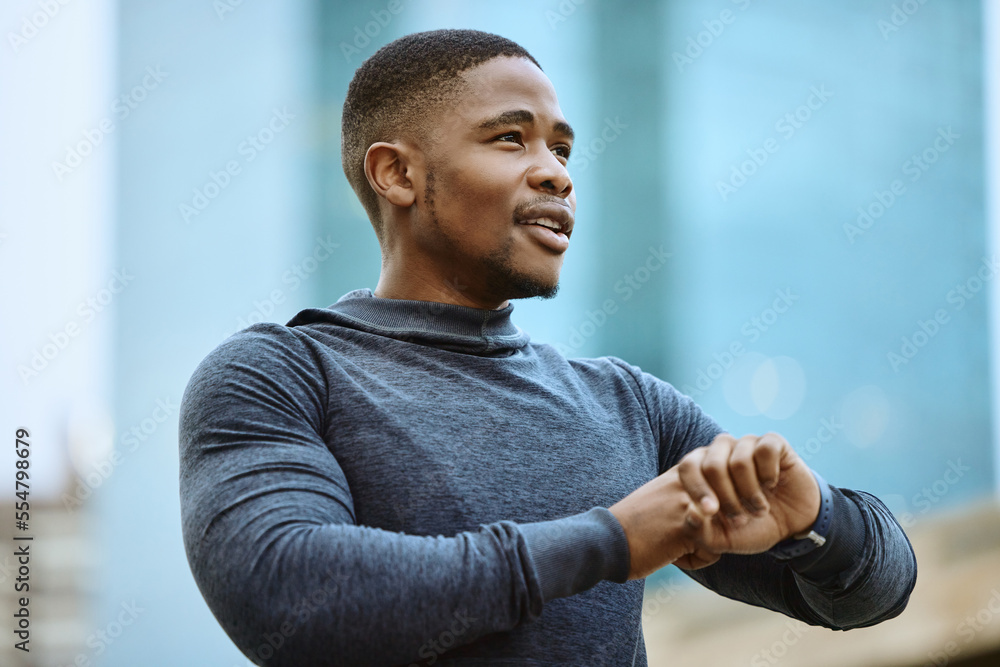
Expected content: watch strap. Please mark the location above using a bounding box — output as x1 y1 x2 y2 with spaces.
766 469 833 561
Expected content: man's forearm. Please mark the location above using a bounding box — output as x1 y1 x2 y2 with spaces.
786 487 917 628
682 484 917 630
184 501 629 666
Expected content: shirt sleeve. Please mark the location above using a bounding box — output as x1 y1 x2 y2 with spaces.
607 356 918 630
178 325 629 667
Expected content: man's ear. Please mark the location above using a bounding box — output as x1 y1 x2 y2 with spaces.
364 142 417 209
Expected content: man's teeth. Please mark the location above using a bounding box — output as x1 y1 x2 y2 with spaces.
526 218 562 232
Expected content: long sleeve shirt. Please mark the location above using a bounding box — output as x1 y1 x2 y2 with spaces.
178 288 917 666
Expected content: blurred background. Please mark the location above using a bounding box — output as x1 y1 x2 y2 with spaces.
1 0 998 665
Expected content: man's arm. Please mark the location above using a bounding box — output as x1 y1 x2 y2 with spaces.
607 357 917 630
178 326 630 666
681 479 917 630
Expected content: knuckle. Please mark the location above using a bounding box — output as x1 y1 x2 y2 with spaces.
762 431 786 446
728 455 753 475
701 460 727 484
677 456 697 475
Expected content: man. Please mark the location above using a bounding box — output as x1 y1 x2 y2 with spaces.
179 29 917 666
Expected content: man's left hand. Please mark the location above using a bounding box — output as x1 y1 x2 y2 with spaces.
672 432 821 569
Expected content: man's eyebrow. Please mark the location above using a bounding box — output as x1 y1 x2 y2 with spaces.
476 109 575 141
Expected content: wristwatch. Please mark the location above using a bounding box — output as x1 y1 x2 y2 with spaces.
766 469 833 560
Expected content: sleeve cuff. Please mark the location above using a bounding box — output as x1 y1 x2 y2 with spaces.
519 507 631 603
784 485 868 582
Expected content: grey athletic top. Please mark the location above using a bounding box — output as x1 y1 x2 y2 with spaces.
178 288 916 666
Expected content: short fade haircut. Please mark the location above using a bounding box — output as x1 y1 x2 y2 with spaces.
341 29 541 241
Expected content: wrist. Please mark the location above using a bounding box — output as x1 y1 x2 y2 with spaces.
767 470 833 561
786 466 823 537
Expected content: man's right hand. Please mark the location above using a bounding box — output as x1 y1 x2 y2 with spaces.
608 467 719 580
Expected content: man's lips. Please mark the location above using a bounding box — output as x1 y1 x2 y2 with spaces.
515 202 574 254
514 202 574 238
518 222 570 254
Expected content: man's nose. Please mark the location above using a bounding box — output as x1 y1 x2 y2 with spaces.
528 152 573 198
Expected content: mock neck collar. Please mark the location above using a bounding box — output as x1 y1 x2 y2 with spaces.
286 288 531 356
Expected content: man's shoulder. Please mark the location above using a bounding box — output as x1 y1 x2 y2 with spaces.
181 322 330 417
527 344 650 389
529 344 638 375
532 347 694 404
188 322 323 384
211 321 312 355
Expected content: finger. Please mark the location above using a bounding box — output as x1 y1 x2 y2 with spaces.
730 435 769 515
754 432 786 490
677 446 719 515
684 506 703 530
675 549 722 571
682 494 712 531
700 436 745 520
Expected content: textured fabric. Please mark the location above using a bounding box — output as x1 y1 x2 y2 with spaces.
178 288 917 666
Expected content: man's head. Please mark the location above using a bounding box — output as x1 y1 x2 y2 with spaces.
342 29 576 309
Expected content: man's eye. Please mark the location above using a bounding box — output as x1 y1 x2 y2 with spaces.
553 145 571 159
495 131 522 144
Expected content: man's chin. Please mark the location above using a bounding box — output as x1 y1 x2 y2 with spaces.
503 276 559 301
478 252 561 302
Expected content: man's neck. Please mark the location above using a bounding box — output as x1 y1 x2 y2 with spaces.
373 267 509 311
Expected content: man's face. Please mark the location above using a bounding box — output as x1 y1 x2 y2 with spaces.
409 56 576 307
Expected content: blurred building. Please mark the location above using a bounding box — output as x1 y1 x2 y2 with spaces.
1 1 998 665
